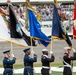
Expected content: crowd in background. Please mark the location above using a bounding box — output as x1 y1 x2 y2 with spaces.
0 4 74 21
34 4 73 21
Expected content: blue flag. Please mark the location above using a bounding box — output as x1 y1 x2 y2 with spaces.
28 10 51 47
52 5 72 47
39 40 50 47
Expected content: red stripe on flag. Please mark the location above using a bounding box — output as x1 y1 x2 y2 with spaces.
73 3 76 39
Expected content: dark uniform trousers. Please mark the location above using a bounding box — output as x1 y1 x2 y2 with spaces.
63 73 72 75
41 68 50 75
63 67 72 75
24 66 34 75
3 68 13 75
63 74 72 75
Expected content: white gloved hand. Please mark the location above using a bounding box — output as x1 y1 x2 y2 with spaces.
50 51 53 54
11 54 15 57
31 50 35 54
72 48 76 52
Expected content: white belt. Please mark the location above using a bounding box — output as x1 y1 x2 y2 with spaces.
42 66 50 69
64 65 71 68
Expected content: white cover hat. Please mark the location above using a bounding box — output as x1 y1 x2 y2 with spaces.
64 47 70 50
42 49 48 52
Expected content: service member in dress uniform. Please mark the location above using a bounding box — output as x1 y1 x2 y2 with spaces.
63 47 76 75
3 50 16 75
41 49 55 75
23 48 37 75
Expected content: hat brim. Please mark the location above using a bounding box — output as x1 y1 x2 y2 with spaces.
23 48 30 52
3 50 10 54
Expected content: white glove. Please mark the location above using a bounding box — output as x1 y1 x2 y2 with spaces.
50 51 53 54
72 48 76 52
11 54 15 57
31 50 35 54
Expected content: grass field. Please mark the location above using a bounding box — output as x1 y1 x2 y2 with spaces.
0 72 76 75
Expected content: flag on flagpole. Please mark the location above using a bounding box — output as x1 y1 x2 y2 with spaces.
0 14 28 47
73 0 76 39
0 7 8 15
28 9 51 47
52 5 72 47
9 4 36 46
39 40 50 47
16 22 36 46
9 5 21 38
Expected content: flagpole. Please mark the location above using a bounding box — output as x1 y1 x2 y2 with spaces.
10 38 13 54
25 0 29 29
50 37 53 57
50 38 53 52
26 0 34 57
30 37 34 58
50 0 56 57
26 0 37 29
72 2 76 51
7 0 14 54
